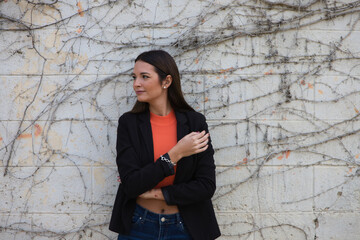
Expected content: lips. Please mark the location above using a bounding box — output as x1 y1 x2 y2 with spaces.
135 90 145 94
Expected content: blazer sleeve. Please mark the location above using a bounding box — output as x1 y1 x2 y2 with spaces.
116 114 175 199
161 114 216 206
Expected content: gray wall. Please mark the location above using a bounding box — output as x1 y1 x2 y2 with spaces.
1 0 360 239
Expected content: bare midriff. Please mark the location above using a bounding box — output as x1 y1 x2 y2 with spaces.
136 198 179 214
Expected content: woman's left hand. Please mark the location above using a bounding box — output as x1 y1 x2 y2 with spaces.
138 189 164 200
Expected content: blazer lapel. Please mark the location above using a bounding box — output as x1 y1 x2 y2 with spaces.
138 111 154 163
175 111 189 141
174 111 190 176
174 111 198 184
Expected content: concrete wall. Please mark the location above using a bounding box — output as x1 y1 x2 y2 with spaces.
1 0 360 239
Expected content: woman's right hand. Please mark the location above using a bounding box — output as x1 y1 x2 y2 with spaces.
168 130 209 164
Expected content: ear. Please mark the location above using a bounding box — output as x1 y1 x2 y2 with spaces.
162 75 173 88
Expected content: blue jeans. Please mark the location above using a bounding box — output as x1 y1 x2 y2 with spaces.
117 204 192 240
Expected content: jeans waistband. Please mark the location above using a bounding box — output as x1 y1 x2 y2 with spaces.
134 204 182 225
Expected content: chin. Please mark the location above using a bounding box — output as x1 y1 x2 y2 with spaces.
136 98 149 103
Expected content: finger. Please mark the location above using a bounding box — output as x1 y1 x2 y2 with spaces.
195 133 209 144
198 133 209 142
195 144 209 153
195 141 208 153
187 132 199 138
192 131 205 140
198 130 206 137
193 130 205 137
197 138 209 148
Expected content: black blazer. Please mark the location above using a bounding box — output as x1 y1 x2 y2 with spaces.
109 110 221 240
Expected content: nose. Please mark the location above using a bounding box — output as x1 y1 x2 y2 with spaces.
133 77 141 88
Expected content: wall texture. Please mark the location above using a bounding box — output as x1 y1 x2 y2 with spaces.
1 0 360 239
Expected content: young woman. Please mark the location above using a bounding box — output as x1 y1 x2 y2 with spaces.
109 50 221 240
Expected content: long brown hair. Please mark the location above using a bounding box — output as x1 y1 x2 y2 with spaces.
130 50 194 113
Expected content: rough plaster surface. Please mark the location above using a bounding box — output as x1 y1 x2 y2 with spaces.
0 0 360 239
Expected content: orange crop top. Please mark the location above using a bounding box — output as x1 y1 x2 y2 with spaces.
150 110 177 189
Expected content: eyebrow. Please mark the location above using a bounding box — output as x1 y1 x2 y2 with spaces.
132 72 151 75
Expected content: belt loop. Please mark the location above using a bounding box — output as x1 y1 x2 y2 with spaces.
141 206 148 221
176 213 182 224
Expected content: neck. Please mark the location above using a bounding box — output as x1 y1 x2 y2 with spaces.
149 101 172 116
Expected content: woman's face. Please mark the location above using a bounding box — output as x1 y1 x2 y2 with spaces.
132 60 167 105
